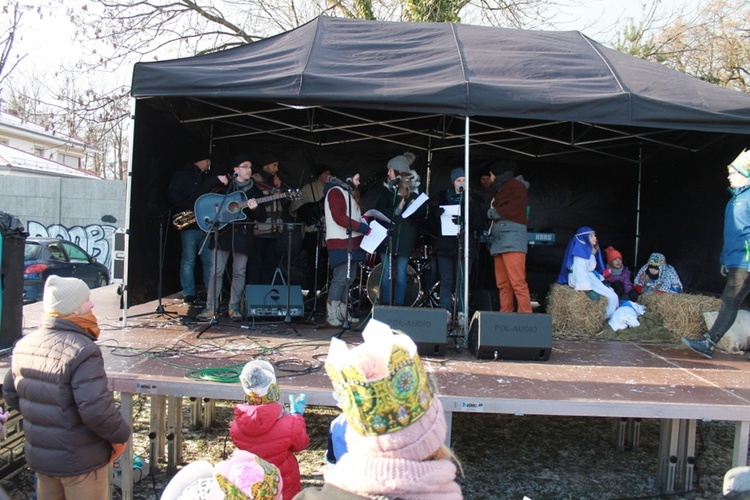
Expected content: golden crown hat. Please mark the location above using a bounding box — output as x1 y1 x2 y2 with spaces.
325 319 435 436
214 451 283 500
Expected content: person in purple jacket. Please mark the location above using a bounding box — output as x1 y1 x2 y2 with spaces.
603 246 639 302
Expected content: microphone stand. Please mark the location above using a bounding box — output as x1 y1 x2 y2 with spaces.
336 185 355 338
125 209 179 321
448 188 466 349
304 219 325 323
380 182 399 306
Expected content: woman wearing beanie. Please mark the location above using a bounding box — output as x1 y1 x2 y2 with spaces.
603 246 639 302
3 276 131 499
230 360 310 499
323 165 370 326
295 320 463 500
558 227 620 319
428 167 484 314
373 151 427 306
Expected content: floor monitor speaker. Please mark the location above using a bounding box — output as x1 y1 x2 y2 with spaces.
468 311 552 361
371 306 448 357
245 285 304 318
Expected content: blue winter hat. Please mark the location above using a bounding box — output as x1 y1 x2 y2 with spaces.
450 168 465 182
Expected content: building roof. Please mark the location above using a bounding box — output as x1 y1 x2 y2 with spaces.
0 143 102 179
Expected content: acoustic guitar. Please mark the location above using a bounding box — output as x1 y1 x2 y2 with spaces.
194 189 301 232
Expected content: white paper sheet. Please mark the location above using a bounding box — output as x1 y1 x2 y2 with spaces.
402 192 428 219
360 220 387 254
440 204 461 236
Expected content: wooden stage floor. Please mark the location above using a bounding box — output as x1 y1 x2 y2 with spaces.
5 285 750 497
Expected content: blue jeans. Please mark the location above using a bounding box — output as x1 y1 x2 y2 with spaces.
708 267 750 343
180 229 212 297
379 254 409 306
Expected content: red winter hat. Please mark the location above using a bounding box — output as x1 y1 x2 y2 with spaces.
605 246 622 265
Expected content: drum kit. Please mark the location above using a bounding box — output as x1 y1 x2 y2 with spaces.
350 237 441 309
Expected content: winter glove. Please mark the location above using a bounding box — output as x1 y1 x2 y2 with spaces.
110 442 128 465
289 394 307 415
721 265 729 277
0 409 8 441
587 290 601 302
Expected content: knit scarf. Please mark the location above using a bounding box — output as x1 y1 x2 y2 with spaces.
323 454 462 500
48 311 101 339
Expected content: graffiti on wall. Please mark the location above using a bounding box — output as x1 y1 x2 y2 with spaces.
26 221 118 271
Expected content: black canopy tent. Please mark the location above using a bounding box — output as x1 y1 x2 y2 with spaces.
127 15 750 306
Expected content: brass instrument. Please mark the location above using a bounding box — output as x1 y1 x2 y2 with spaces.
172 210 196 230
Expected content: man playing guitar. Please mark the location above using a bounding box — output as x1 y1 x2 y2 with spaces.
196 154 267 322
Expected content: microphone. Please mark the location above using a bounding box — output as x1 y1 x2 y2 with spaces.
346 177 354 187
232 172 239 177
458 184 465 192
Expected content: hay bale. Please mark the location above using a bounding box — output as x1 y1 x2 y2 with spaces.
546 283 607 337
638 293 721 339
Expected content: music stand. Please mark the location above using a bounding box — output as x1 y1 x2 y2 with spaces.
123 210 179 321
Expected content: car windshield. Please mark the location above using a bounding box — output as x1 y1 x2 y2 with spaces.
24 242 42 260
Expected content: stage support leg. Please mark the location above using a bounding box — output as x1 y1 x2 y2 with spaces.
203 398 215 430
677 419 696 493
733 421 750 467
444 410 453 446
657 419 696 494
118 392 134 500
189 397 202 431
657 419 680 493
166 396 182 475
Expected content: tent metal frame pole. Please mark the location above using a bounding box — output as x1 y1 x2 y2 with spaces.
462 116 470 339
634 144 643 268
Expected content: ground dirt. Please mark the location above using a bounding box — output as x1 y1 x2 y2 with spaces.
1 396 739 499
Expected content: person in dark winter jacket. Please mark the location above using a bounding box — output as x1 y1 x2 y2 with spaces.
429 167 484 313
683 150 750 359
373 152 427 306
230 360 310 500
167 150 228 305
3 276 131 499
196 154 268 322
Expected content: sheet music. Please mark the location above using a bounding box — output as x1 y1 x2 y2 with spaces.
440 204 461 236
362 209 391 224
402 192 428 218
361 220 388 254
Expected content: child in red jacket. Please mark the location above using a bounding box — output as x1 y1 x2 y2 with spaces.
230 360 309 500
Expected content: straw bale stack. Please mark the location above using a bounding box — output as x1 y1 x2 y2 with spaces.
546 283 607 336
637 292 721 339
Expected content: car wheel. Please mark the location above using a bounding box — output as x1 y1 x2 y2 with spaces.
95 274 108 289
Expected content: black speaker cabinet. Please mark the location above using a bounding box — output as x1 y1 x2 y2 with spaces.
245 284 304 318
372 306 448 357
468 311 552 361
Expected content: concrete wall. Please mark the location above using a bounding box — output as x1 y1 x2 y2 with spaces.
0 175 127 273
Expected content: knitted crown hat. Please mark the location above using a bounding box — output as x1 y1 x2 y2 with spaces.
325 320 445 462
387 151 416 173
161 450 283 500
604 246 623 265
730 150 750 177
43 276 90 315
239 360 280 405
